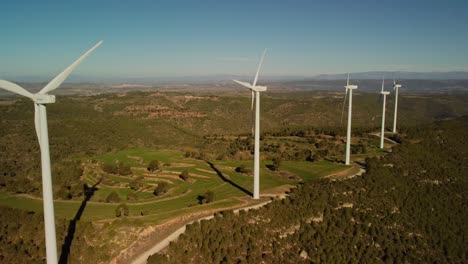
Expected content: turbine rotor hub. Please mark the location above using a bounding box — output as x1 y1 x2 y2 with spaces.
345 85 358 90
254 85 267 92
33 94 56 104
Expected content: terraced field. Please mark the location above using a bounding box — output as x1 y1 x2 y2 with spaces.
0 148 352 224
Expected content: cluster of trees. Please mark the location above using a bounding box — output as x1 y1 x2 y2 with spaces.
196 130 374 165
184 150 208 160
0 96 181 197
0 206 109 263
148 118 468 263
101 161 132 176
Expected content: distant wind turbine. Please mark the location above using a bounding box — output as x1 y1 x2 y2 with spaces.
0 41 103 264
341 74 358 165
380 77 390 149
392 79 402 133
233 49 267 200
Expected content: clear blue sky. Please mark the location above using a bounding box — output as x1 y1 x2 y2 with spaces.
1 0 467 80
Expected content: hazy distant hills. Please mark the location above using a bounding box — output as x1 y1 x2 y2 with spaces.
277 79 468 93
6 74 304 85
1 71 468 97
7 71 468 84
313 71 468 80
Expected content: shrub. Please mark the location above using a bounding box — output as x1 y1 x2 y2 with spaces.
118 162 132 176
179 170 189 181
271 158 282 171
129 178 144 191
102 163 117 174
198 190 215 204
126 192 138 201
147 160 160 172
154 182 169 196
106 191 121 203
115 203 129 217
235 164 251 174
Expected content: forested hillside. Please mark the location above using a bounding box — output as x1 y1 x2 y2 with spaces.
1 92 467 197
149 117 468 263
0 91 467 263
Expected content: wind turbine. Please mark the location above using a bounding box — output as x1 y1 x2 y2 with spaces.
392 79 402 133
233 49 267 200
341 74 358 165
0 41 103 264
379 77 390 149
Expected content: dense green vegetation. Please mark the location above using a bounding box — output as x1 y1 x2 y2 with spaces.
1 92 467 196
149 118 468 263
0 91 467 263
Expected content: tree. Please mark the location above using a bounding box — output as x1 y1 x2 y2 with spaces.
117 162 132 176
115 203 129 217
106 191 121 203
147 160 160 172
199 190 214 204
154 182 169 196
235 164 251 174
102 162 116 174
271 158 282 171
180 170 189 181
129 179 144 191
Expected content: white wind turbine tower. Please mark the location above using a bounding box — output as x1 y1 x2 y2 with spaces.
233 49 267 200
0 41 103 264
341 74 358 166
392 79 402 133
379 77 390 149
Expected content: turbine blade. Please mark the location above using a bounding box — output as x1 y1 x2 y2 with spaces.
39 40 103 94
381 76 385 93
252 48 267 87
233 79 254 90
251 90 255 111
0 80 34 99
34 104 41 147
340 89 348 125
347 73 350 86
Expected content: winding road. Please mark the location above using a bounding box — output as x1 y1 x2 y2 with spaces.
130 199 273 264
129 167 366 264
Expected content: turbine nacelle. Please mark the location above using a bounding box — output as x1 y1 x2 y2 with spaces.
380 91 390 95
233 80 267 92
345 84 358 90
33 94 56 104
254 85 267 92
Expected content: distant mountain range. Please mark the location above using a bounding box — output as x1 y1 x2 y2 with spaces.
312 71 468 80
6 71 468 84
5 74 304 85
